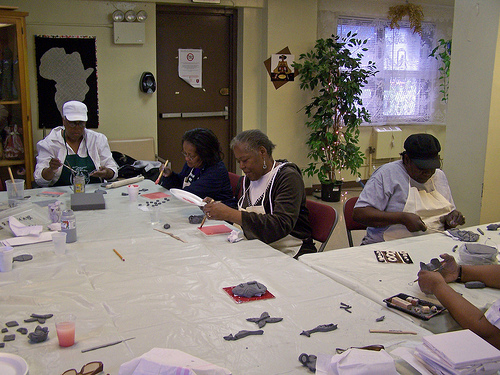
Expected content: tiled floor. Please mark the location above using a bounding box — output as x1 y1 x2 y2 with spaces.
308 187 364 251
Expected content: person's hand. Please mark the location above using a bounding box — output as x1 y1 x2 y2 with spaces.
440 210 465 229
159 163 172 177
418 269 447 294
437 253 460 282
401 212 427 232
90 166 113 180
203 200 231 221
48 158 62 172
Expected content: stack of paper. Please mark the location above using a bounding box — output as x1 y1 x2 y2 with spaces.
415 329 500 375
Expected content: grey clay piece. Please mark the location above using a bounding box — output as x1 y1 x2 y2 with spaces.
246 312 283 328
28 326 49 343
300 323 338 337
223 330 264 341
232 281 267 298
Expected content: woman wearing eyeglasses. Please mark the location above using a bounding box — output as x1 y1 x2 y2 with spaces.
158 128 234 205
201 129 316 258
34 100 118 187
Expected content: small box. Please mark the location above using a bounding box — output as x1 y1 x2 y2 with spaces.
373 126 403 159
71 193 105 211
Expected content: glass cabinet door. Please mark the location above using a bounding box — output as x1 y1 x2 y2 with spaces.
0 11 33 189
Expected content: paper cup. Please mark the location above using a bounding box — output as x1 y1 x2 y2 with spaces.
0 246 13 272
149 205 160 225
127 184 140 202
52 232 67 255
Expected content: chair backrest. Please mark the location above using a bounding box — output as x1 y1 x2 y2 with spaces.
228 172 242 198
343 197 367 247
108 137 156 161
306 199 338 252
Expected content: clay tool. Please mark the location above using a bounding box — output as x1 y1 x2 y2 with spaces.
62 163 77 174
369 329 417 335
198 198 214 229
154 228 186 243
81 337 135 353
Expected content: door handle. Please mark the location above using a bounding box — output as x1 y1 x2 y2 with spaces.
160 106 228 120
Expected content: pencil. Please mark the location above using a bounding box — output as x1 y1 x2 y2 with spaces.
155 159 169 185
7 166 17 193
113 248 125 261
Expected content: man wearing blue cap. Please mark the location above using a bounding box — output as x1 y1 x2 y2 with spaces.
353 133 465 244
34 100 118 187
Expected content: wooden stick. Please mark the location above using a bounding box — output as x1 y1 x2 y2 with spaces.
113 249 125 261
62 163 77 174
199 198 214 228
198 215 207 229
154 228 186 243
7 166 17 193
369 329 417 335
155 159 169 185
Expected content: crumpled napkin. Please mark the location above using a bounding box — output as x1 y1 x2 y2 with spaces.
315 348 398 375
227 229 244 243
118 348 232 375
8 216 43 237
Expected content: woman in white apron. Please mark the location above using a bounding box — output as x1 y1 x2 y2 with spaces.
202 130 315 258
353 134 465 244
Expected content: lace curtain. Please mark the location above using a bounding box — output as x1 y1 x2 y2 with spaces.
337 17 442 125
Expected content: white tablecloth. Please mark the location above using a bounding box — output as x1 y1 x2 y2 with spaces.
300 225 500 332
0 181 434 374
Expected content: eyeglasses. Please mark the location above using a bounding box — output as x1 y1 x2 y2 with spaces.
181 151 198 161
62 361 104 375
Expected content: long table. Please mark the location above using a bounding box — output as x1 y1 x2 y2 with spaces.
300 225 500 332
0 180 434 374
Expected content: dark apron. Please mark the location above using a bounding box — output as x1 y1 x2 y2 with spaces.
54 153 99 187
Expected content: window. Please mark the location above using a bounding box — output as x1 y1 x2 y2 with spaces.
337 17 440 125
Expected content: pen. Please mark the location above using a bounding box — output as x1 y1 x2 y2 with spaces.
369 329 417 335
113 248 125 261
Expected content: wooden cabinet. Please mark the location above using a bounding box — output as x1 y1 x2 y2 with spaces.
0 10 33 189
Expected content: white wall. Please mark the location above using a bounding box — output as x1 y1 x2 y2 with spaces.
445 0 500 225
5 0 157 147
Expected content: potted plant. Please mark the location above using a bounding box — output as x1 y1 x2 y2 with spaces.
293 32 377 202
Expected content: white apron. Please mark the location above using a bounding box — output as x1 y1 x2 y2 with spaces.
383 177 454 241
237 163 302 257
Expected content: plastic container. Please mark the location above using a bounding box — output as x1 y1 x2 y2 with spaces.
61 209 77 243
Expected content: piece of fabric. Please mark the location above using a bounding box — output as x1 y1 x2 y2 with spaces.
34 126 118 186
8 216 42 237
383 178 454 241
316 348 398 375
159 161 234 206
238 161 313 255
118 348 231 375
355 160 455 244
485 298 500 330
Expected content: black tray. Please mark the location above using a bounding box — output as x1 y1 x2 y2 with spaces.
383 293 445 320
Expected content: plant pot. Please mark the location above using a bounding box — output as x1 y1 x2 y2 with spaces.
321 181 342 202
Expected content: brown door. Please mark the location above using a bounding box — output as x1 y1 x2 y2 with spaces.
156 5 237 172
